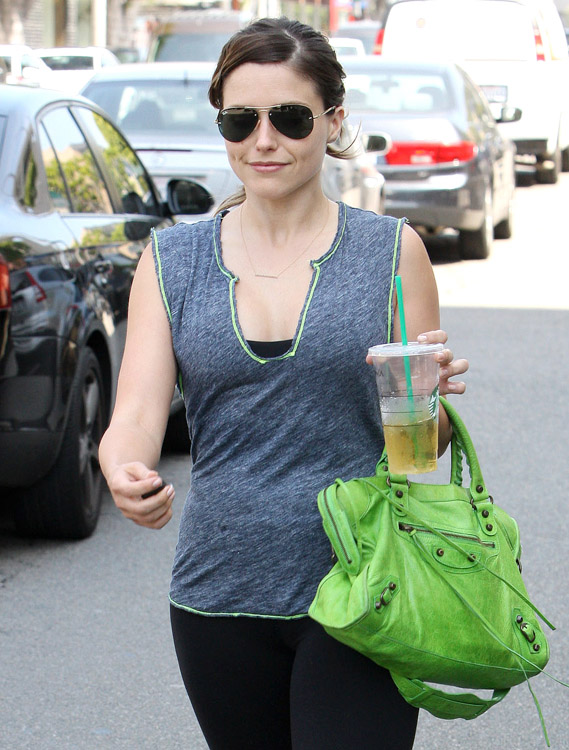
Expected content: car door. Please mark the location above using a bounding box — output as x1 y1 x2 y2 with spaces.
39 104 170 370
462 73 512 214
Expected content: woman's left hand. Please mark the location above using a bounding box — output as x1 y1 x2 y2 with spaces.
417 329 468 395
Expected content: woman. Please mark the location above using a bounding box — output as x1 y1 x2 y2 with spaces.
99 17 468 750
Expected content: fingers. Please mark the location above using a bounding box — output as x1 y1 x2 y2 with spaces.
107 463 175 529
417 330 448 345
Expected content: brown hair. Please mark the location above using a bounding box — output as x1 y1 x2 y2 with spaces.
209 17 358 212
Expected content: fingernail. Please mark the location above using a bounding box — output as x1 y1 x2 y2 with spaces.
166 485 175 498
417 334 427 342
152 477 162 487
439 367 448 378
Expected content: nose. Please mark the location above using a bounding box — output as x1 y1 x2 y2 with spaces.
254 111 278 149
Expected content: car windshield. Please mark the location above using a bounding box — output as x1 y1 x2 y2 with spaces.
41 55 94 71
344 70 454 113
336 26 379 54
152 33 233 62
82 78 219 137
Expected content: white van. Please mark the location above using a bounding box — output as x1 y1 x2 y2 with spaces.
378 0 569 183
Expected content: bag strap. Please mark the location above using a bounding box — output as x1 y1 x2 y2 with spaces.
441 397 488 502
389 672 510 721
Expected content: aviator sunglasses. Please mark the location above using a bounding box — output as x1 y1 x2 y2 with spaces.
216 104 336 142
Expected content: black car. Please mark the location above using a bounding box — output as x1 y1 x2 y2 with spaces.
0 85 209 539
342 57 520 259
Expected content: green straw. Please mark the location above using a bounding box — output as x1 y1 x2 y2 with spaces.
395 275 414 401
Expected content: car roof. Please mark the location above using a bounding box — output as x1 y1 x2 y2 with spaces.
0 44 34 54
341 55 459 73
0 83 102 116
35 46 111 56
84 61 217 83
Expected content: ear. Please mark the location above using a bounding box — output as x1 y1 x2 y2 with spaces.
327 106 346 143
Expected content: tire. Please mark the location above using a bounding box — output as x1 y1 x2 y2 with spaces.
562 147 569 173
14 349 106 540
459 185 493 260
493 192 513 240
536 145 560 184
163 406 191 453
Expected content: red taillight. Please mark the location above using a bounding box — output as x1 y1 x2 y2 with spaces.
533 21 546 61
374 27 385 54
385 141 477 165
0 257 11 311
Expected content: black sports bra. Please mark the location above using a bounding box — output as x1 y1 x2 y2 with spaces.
247 339 293 358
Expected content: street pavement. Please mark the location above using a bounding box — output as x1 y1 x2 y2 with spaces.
1 175 568 749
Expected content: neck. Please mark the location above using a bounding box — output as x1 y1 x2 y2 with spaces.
243 192 332 245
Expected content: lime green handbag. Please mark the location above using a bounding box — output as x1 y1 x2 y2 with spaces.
309 398 555 734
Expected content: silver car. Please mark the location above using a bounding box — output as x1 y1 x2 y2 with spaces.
80 61 385 220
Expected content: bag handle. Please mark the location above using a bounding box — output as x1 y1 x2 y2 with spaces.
440 397 489 504
389 672 509 720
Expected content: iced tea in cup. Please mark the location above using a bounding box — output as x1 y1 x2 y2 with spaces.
368 342 443 474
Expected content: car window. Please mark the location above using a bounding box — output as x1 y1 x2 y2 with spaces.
344 70 453 113
41 55 94 71
19 140 42 211
72 106 160 216
83 78 217 137
152 32 233 62
41 107 113 214
38 124 72 212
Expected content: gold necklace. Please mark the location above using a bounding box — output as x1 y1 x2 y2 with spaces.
239 203 330 279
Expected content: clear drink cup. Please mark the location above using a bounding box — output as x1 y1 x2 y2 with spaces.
368 342 443 474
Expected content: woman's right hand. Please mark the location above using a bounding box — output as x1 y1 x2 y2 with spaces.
107 462 175 529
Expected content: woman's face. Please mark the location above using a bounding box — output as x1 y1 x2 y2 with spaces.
220 62 344 203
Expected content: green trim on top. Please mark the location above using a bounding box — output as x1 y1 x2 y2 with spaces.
152 228 184 397
169 595 309 620
216 203 348 364
152 228 173 323
387 218 405 343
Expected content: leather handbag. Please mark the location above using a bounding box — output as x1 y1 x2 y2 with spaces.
309 397 554 733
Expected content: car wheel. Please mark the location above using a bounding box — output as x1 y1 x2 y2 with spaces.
459 185 493 260
494 192 513 240
163 406 191 453
562 147 569 173
14 349 106 540
536 145 560 184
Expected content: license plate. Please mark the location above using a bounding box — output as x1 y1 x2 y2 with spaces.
480 85 508 103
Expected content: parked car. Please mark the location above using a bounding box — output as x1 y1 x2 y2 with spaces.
342 57 519 259
0 44 54 87
81 61 387 216
334 20 383 54
146 9 248 62
0 85 211 539
34 46 121 93
329 37 366 57
377 0 569 183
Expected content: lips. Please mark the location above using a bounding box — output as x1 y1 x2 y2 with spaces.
249 161 287 172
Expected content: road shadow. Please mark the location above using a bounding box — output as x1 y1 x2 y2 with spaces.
418 230 462 265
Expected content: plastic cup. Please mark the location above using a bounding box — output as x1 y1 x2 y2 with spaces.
368 342 443 474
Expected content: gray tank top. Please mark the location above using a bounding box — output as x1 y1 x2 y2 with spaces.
152 203 404 618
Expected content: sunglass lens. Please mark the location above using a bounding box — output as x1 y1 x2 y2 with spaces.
218 109 258 142
270 105 313 139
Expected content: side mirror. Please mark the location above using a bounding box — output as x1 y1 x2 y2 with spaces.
495 106 522 124
364 132 392 155
167 179 214 216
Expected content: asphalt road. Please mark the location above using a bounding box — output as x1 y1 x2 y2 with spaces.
1 174 568 749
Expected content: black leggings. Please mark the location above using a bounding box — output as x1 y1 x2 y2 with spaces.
170 605 418 750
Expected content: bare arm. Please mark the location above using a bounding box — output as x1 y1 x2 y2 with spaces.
99 243 179 528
